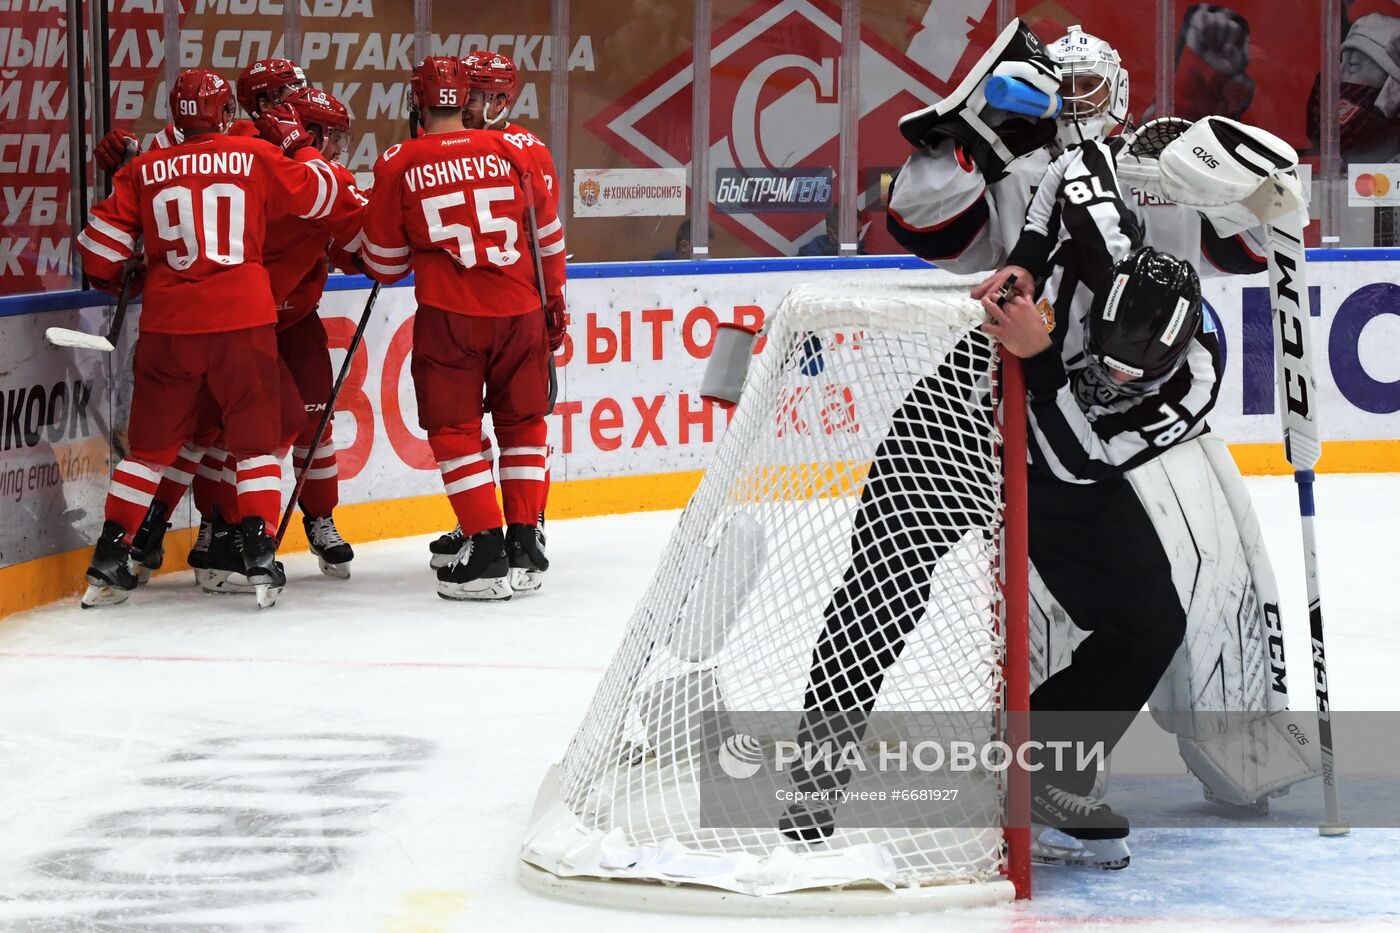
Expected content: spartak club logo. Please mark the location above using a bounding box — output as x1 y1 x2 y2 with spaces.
588 0 992 255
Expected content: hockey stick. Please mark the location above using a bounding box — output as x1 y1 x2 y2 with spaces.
274 282 381 549
1263 202 1349 837
519 172 560 408
46 258 139 352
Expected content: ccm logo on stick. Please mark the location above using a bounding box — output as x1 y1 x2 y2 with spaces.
1192 146 1220 169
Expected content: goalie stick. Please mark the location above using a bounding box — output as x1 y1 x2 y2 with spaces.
1264 206 1348 837
274 282 381 549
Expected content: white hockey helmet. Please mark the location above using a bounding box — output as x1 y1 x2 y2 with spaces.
1048 24 1129 147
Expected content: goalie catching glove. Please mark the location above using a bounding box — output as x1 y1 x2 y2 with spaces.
1121 116 1306 235
897 18 1061 182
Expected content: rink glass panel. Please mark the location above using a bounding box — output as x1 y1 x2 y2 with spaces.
2 2 1387 292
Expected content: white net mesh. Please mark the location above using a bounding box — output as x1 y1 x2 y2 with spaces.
522 271 1021 902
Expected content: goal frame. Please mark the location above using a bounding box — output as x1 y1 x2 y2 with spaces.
520 279 1033 911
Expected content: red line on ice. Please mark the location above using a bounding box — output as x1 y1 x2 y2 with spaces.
0 650 606 674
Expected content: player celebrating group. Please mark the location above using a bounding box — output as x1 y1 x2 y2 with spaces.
96 59 367 593
75 68 356 609
360 56 566 601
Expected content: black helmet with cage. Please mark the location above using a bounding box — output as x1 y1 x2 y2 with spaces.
1085 247 1202 396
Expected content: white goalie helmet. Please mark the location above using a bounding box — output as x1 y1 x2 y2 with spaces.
1049 24 1130 147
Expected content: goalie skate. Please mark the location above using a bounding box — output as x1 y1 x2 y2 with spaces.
1031 826 1130 870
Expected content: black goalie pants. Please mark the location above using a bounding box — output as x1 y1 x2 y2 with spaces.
794 335 1187 799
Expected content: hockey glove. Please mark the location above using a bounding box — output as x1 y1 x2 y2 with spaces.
255 104 314 155
546 296 568 352
95 129 140 173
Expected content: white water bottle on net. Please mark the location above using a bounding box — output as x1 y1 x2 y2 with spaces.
520 271 1030 913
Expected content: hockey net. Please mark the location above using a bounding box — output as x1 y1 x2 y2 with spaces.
520 271 1029 912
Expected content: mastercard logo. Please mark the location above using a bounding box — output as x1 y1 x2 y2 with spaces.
1354 172 1393 198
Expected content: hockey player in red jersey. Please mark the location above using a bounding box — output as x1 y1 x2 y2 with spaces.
129 86 367 588
360 56 566 600
95 58 326 585
75 68 353 609
426 51 563 591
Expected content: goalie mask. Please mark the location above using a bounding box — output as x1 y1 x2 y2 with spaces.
1085 247 1201 396
1049 25 1129 148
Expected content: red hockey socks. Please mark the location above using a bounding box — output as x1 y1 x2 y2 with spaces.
438 448 501 536
292 432 339 518
104 459 164 540
235 455 283 534
496 424 549 526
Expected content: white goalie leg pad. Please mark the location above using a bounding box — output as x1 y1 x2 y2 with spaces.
1028 436 1320 807
1131 437 1321 808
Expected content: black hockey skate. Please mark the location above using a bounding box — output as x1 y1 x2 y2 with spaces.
304 513 354 579
429 525 467 569
200 518 254 595
81 520 139 608
187 515 213 576
506 513 549 594
436 528 511 601
240 516 286 609
1030 780 1131 870
129 501 171 586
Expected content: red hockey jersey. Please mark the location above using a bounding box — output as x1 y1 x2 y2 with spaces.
499 122 560 213
78 133 351 334
359 129 565 317
132 122 367 328
264 149 368 329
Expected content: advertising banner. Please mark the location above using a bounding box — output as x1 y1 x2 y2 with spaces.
0 299 130 568
6 257 1399 574
304 259 1400 521
572 168 687 217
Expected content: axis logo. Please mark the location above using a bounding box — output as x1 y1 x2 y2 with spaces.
589 0 995 254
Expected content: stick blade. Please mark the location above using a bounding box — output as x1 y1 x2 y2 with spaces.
45 327 115 352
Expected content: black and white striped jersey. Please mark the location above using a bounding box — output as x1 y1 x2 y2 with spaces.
1004 139 1224 484
885 138 1268 277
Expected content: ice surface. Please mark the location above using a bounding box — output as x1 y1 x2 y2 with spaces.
1 478 1398 931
